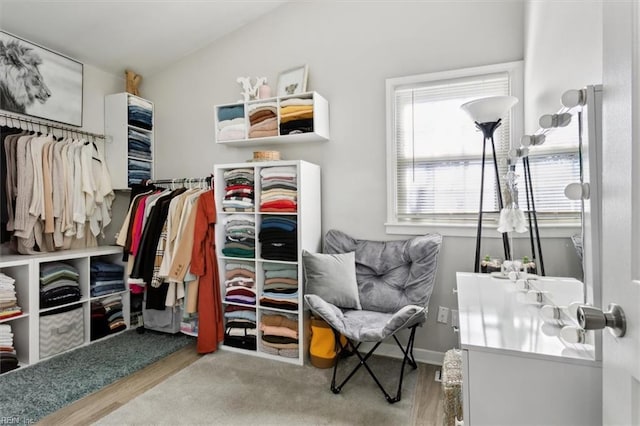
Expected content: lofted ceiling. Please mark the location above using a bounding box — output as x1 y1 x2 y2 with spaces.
0 0 288 77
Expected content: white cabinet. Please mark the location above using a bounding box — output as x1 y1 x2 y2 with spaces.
0 246 129 374
213 160 321 365
214 91 329 146
104 93 154 189
455 272 601 426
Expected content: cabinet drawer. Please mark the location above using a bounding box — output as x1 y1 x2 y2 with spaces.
39 306 84 359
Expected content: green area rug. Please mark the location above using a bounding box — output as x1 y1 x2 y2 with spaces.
0 330 194 422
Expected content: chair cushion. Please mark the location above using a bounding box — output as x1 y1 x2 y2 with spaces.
302 250 361 309
324 230 442 313
304 294 426 342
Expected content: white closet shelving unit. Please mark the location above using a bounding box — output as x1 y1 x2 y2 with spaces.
214 91 329 146
0 246 129 374
214 160 321 365
104 92 154 189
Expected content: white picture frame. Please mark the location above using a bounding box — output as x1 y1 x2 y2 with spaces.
276 65 308 97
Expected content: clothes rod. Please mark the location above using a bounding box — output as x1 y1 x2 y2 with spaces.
0 111 108 141
147 176 213 185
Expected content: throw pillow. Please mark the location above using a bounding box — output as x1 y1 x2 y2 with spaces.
302 250 361 310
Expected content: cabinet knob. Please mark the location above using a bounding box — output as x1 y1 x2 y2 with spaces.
577 303 626 337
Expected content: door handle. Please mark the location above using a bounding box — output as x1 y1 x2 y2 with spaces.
577 303 626 337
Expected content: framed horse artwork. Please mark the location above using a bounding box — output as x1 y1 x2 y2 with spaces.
0 31 83 127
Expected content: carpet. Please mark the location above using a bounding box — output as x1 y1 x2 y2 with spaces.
0 329 195 422
96 350 418 425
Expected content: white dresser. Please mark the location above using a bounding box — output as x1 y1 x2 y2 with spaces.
456 272 601 426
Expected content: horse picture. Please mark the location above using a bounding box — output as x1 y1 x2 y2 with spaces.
0 31 83 126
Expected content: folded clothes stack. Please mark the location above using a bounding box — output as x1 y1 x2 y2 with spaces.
260 166 297 212
223 305 256 350
128 158 152 186
128 128 152 160
222 168 254 212
128 96 153 130
259 312 299 358
259 216 297 261
0 323 18 373
0 272 21 320
248 101 277 139
224 261 256 305
222 214 256 258
39 262 81 309
90 261 125 297
259 263 298 312
279 97 314 135
217 105 246 141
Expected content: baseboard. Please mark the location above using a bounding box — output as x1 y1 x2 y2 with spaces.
358 342 445 366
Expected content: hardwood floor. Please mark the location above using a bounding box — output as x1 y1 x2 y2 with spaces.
411 363 446 426
37 347 444 425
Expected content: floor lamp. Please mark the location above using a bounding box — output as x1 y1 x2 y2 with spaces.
460 95 518 273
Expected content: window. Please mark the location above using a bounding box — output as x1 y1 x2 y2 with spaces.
386 61 581 235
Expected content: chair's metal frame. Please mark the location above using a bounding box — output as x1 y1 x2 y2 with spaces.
330 324 419 404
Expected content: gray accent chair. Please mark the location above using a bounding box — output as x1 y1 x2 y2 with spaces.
304 229 442 403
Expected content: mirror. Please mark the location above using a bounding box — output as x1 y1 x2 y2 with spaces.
524 85 603 308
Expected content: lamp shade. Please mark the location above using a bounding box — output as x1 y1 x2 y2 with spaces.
460 95 518 124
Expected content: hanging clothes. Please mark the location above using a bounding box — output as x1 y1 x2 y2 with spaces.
1 125 115 254
190 189 223 354
116 179 221 352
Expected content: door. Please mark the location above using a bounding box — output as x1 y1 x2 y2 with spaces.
601 2 640 424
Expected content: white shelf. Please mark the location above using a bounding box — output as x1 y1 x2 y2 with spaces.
104 92 155 189
214 160 321 365
215 92 329 146
0 245 129 373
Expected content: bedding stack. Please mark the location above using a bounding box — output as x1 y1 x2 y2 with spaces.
0 324 18 373
259 166 297 212
217 105 246 141
39 262 81 309
248 102 278 138
0 273 21 320
259 312 299 358
222 168 254 212
279 97 314 135
222 215 256 258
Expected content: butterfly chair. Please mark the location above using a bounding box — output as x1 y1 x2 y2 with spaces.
303 229 442 403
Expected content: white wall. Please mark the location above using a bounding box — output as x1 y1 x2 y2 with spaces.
524 0 603 134
144 1 585 357
81 64 123 134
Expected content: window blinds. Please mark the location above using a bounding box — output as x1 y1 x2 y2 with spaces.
392 71 580 220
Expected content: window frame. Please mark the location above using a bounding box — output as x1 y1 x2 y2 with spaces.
385 61 580 237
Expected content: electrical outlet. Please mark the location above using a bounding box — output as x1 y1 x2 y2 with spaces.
437 306 449 324
451 309 459 327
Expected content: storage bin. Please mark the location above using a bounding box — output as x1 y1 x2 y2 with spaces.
39 306 84 359
442 349 463 426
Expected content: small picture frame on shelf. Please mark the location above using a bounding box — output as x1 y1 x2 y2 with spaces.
276 65 308 97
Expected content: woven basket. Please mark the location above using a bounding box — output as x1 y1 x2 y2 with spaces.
252 150 281 161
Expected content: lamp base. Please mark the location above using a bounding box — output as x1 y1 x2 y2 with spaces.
475 120 502 139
